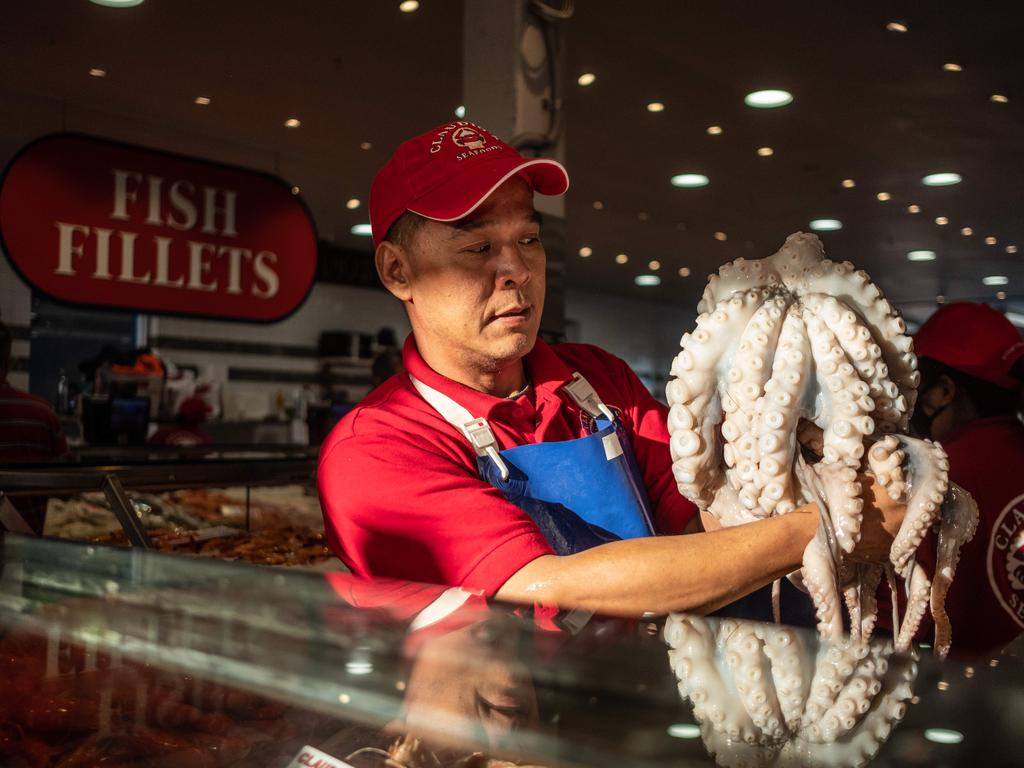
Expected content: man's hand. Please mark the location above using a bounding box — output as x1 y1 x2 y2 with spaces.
850 474 906 563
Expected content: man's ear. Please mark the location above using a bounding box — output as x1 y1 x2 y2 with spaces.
933 373 957 408
375 241 413 302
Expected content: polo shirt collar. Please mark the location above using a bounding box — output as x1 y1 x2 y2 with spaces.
402 334 575 420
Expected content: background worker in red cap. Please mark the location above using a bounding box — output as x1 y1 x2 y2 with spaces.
318 121 906 619
910 302 1024 654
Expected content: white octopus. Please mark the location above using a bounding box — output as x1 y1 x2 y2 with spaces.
665 614 917 768
666 233 979 655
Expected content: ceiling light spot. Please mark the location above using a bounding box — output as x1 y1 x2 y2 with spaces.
877 192 891 201
841 179 856 189
810 218 843 231
89 0 144 6
937 295 947 304
647 102 665 113
1007 245 1019 254
284 117 301 128
194 96 211 105
667 723 701 739
997 291 1008 300
679 267 691 277
89 68 107 77
671 173 710 188
991 94 1009 104
983 275 1009 286
290 186 300 195
346 198 361 210
648 260 661 270
615 253 629 264
351 224 373 237
907 204 921 213
985 236 998 245
943 62 963 72
454 105 466 118
744 89 794 108
399 0 419 11
345 660 373 675
924 728 964 745
339 693 351 704
578 246 593 258
360 141 373 150
922 172 962 186
638 212 650 222
577 72 596 87
907 250 937 261
886 21 908 32
593 200 604 210
960 227 973 236
757 146 774 157
635 274 661 287
935 216 949 226
714 231 728 241
706 125 723 135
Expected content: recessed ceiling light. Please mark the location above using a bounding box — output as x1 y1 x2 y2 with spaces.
960 227 973 236
89 68 107 77
810 218 843 231
577 72 596 87
714 231 728 241
678 267 691 277
997 291 1008 300
399 0 419 11
284 118 301 128
290 186 300 195
908 204 921 213
89 0 144 6
985 236 998 245
706 125 723 135
351 224 373 236
593 200 604 210
615 253 629 264
922 172 962 186
877 192 891 201
937 295 947 304
991 94 1009 104
757 146 774 157
744 89 794 108
454 105 466 118
943 62 963 72
935 216 949 225
983 275 1009 286
924 728 964 745
907 250 937 261
360 141 373 150
345 660 374 675
841 179 856 188
346 198 361 210
194 96 211 105
648 260 661 270
667 723 701 739
579 246 593 258
1007 245 1019 254
647 102 665 113
635 275 661 287
886 21 908 32
671 173 710 188
637 212 650 222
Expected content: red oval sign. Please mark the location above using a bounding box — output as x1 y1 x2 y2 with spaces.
0 133 317 322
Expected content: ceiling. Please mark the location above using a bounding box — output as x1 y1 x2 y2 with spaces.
2 0 1024 325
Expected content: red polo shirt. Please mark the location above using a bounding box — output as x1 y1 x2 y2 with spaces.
318 336 697 595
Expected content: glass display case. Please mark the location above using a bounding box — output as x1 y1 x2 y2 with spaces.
0 532 1020 767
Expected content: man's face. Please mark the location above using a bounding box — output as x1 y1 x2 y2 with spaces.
401 176 546 376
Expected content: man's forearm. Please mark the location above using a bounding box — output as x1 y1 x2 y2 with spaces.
496 509 818 617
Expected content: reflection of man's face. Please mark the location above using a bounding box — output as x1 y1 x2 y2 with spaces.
400 618 539 750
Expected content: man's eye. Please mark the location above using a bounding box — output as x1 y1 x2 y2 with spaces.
463 242 490 254
520 235 540 246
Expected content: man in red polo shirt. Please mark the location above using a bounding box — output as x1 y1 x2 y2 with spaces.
318 121 905 618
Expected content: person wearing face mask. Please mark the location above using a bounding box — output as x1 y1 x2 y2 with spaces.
317 121 907 622
910 302 1024 654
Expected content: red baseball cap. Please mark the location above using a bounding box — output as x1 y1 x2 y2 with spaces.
914 302 1024 390
369 121 569 246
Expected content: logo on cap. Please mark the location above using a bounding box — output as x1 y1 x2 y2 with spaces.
452 126 487 150
988 493 1024 629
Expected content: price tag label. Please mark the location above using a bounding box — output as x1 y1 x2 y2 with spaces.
284 745 354 768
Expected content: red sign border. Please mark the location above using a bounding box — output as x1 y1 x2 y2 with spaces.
0 132 320 325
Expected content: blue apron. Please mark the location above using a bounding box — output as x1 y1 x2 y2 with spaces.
409 371 814 628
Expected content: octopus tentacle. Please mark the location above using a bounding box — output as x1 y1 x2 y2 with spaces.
888 436 949 575
813 641 875 743
895 562 932 652
801 536 844 641
867 436 906 502
858 564 885 642
757 624 810 733
931 483 980 659
800 639 859 738
722 620 788 742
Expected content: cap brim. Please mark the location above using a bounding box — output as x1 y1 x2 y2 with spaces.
408 157 569 223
